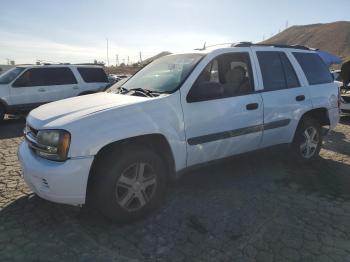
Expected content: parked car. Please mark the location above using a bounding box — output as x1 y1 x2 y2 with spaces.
0 64 109 121
108 74 121 84
331 70 350 115
18 43 340 222
340 95 350 115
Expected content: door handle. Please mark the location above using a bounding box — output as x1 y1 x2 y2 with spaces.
38 88 46 92
72 86 79 90
296 95 305 101
246 103 259 110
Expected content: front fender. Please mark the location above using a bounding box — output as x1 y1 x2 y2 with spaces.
67 92 187 171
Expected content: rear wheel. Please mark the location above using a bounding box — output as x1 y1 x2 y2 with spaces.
291 118 322 162
91 145 166 223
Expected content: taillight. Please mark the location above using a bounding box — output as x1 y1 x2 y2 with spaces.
338 86 341 108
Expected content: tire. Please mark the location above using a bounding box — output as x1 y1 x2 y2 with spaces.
0 105 5 122
91 145 166 223
291 118 322 163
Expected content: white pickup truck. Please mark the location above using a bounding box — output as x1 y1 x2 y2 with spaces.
18 43 340 222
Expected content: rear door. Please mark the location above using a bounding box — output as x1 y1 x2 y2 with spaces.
10 67 78 105
253 49 313 148
181 50 264 167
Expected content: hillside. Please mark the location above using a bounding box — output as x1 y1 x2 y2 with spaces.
261 21 350 59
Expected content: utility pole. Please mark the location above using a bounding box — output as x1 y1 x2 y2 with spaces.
106 38 110 67
285 20 289 29
127 56 129 66
116 54 119 66
139 51 142 63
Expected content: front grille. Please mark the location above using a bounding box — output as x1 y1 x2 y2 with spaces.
24 125 49 153
28 125 38 136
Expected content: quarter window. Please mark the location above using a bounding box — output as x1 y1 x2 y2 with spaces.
77 67 108 83
257 51 300 91
13 67 77 87
293 52 333 85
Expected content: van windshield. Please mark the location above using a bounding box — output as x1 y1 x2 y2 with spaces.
0 67 25 84
121 54 204 93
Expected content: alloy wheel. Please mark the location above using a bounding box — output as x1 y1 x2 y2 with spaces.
115 162 157 211
299 126 319 159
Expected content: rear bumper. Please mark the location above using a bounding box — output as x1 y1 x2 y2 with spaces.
18 142 94 206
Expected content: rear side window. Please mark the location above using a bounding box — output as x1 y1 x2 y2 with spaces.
13 67 77 87
77 67 108 83
293 52 333 85
257 51 300 91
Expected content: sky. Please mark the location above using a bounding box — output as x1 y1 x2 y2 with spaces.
0 0 349 65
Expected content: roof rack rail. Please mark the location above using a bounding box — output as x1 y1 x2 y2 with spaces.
232 42 312 50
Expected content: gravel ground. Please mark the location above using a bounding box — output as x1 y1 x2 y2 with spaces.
1 117 350 261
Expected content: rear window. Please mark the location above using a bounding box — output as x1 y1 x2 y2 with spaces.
77 67 108 83
293 52 333 85
13 67 77 87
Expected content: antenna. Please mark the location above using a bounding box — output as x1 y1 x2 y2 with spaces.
194 41 207 51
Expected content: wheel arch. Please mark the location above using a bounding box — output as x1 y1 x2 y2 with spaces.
292 107 330 142
0 98 8 110
86 133 176 202
299 107 330 126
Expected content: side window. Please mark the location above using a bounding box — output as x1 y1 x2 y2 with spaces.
257 51 300 91
188 52 254 102
45 68 77 85
13 67 77 87
280 53 300 88
293 52 333 85
77 67 108 83
13 68 46 87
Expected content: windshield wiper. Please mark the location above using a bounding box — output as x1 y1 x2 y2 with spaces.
117 86 128 94
125 88 161 97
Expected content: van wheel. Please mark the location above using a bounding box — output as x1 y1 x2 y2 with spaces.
0 105 5 122
291 118 322 162
92 145 166 223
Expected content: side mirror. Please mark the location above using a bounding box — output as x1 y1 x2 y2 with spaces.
188 81 224 102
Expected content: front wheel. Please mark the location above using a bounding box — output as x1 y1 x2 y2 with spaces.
0 105 5 122
291 118 322 162
91 145 166 223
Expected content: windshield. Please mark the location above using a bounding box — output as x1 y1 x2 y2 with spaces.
0 67 25 84
121 53 204 93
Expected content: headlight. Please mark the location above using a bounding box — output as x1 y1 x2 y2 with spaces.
35 130 71 161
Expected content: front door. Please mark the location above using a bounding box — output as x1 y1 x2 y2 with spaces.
10 67 78 106
180 51 263 167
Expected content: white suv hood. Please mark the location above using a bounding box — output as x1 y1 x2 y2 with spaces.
27 92 149 128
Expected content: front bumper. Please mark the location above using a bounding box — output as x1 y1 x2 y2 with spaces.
18 142 94 206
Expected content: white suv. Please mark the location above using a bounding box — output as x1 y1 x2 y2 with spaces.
0 64 109 121
18 43 340 222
